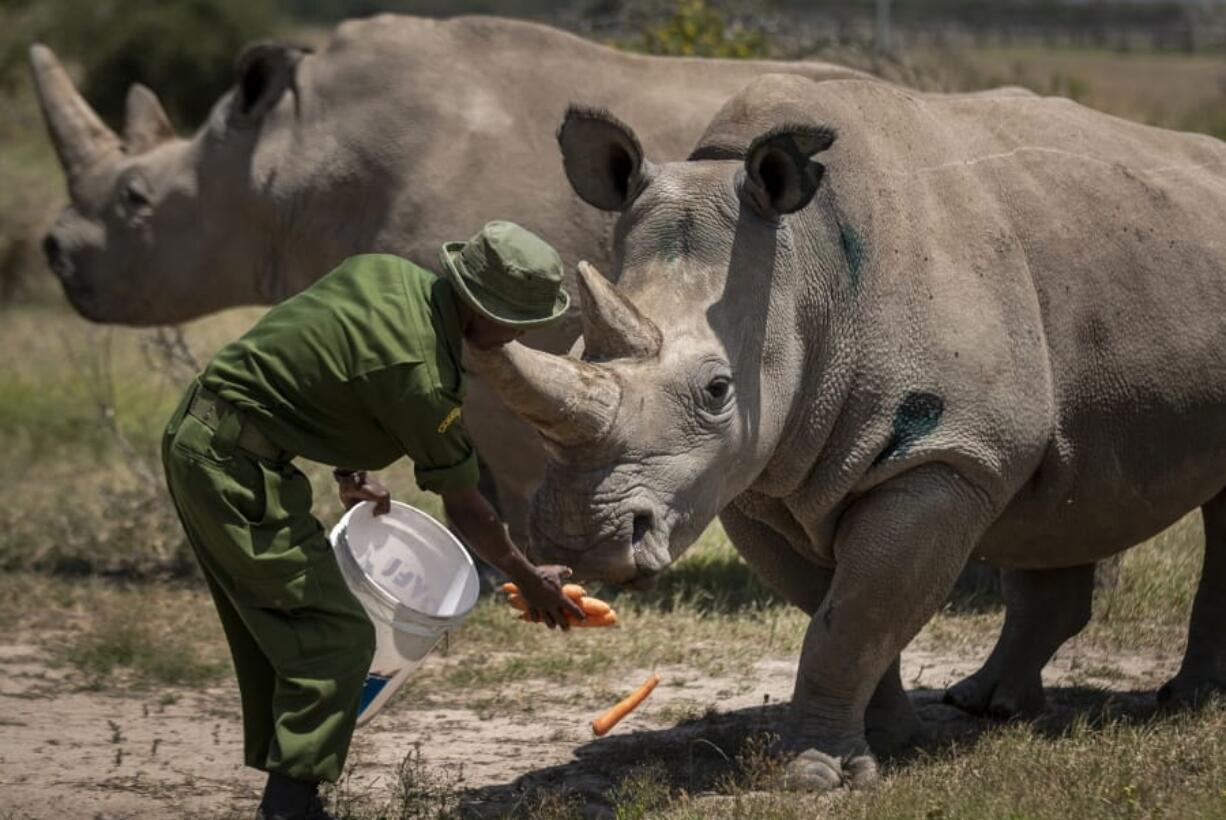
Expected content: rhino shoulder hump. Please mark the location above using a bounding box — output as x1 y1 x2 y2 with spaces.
331 14 437 52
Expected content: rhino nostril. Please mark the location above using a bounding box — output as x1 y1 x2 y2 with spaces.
632 512 653 545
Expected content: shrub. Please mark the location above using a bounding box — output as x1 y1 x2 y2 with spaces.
632 0 768 59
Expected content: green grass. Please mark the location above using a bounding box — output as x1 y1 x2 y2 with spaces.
656 703 1226 820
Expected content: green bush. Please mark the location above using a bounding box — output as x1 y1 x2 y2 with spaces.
632 0 769 59
2 0 279 129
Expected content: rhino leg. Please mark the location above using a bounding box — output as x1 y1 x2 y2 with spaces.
1159 490 1226 707
783 466 991 791
720 505 923 755
944 564 1094 718
863 655 924 754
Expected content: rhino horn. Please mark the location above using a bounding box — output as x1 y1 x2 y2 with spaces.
577 261 662 361
28 44 120 185
124 83 177 154
466 341 620 447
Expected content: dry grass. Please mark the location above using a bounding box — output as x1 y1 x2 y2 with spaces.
0 507 1214 818
657 702 1226 820
0 303 442 576
905 45 1226 138
310 699 1226 819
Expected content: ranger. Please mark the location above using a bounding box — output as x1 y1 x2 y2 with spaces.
161 221 584 820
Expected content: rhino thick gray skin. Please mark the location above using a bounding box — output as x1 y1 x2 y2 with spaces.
469 73 1226 789
29 14 868 543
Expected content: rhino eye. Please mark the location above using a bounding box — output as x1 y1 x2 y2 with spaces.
705 375 733 407
122 181 150 208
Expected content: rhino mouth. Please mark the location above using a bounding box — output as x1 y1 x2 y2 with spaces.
43 234 105 320
529 504 671 585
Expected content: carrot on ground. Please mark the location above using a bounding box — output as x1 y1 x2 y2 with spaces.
591 673 660 736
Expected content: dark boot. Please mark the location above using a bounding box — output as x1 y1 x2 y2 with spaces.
255 772 337 820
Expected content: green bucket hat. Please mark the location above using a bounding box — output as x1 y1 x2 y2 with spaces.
439 221 570 329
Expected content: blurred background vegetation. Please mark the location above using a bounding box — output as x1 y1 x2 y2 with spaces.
1 0 1225 582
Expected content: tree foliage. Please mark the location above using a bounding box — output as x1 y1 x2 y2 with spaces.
2 0 278 129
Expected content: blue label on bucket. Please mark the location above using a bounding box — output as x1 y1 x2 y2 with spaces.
358 673 392 715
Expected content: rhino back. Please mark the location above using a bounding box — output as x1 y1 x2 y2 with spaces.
787 80 1226 567
256 15 869 316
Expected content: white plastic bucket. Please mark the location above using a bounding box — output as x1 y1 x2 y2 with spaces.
328 500 480 725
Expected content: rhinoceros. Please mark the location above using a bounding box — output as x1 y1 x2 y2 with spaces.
29 14 868 541
467 72 1226 789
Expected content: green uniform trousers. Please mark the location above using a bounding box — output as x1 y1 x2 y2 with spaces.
161 382 375 783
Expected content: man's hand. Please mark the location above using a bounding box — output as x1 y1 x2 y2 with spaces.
441 485 585 628
335 469 391 515
510 564 586 630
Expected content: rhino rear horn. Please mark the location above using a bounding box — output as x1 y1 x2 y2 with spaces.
124 84 177 154
742 124 837 218
231 41 311 125
557 105 652 212
577 261 661 361
28 43 120 187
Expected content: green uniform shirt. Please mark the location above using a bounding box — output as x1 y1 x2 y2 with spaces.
201 254 479 494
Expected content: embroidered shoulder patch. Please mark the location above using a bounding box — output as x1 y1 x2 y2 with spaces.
437 406 463 434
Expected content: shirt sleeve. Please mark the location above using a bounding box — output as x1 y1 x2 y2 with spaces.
358 364 480 494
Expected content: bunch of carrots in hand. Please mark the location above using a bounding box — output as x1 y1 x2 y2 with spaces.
502 582 618 627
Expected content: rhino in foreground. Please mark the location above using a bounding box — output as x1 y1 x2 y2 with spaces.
28 14 868 541
469 73 1226 788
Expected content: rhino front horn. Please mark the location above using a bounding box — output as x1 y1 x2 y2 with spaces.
28 43 120 188
577 261 662 361
465 341 620 447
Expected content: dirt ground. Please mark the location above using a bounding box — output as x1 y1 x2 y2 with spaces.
0 627 1183 820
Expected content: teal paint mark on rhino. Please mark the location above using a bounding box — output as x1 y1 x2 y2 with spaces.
657 210 696 264
839 221 865 291
873 392 945 466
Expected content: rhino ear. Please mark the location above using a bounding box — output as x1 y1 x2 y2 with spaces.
123 84 176 154
557 105 651 212
741 124 837 218
231 41 311 125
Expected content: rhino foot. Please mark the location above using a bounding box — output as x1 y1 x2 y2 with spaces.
944 670 1045 719
1157 674 1226 709
780 749 880 791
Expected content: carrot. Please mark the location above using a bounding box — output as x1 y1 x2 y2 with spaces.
578 596 611 616
503 582 588 602
591 673 660 736
507 592 612 618
517 609 617 627
503 582 615 626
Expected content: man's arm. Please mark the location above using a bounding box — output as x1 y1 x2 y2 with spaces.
442 485 585 629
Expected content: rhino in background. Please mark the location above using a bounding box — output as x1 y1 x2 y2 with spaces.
469 73 1226 788
29 14 869 542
